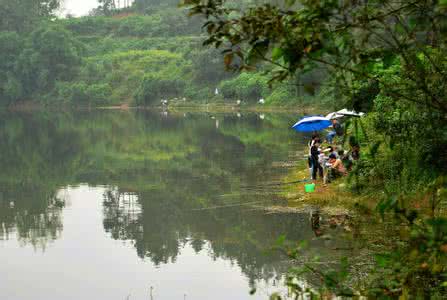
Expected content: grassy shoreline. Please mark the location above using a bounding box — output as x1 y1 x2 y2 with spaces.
6 100 325 114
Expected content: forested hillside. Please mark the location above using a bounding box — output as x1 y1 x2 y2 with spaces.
0 0 323 107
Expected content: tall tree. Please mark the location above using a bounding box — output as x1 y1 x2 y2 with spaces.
0 0 61 32
98 0 117 15
15 23 82 99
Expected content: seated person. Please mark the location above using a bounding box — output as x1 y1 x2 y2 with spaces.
326 131 336 144
327 153 347 182
322 146 338 158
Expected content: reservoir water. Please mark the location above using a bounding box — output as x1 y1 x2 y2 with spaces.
0 110 332 300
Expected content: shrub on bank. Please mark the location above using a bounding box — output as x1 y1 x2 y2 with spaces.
219 72 270 101
134 75 186 105
266 84 296 105
55 81 113 105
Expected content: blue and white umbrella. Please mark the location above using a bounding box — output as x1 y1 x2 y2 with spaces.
292 116 331 132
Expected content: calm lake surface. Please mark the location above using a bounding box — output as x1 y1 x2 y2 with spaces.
0 110 338 300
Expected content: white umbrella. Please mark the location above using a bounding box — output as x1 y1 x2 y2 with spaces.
336 109 365 117
325 112 344 120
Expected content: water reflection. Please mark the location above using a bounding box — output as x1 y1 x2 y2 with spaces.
0 110 309 298
0 190 64 249
0 112 78 248
101 187 314 283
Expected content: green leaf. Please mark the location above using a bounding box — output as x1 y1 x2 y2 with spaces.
275 234 286 246
375 253 391 268
271 47 283 61
246 39 269 66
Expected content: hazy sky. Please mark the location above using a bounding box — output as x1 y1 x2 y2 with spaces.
62 0 99 16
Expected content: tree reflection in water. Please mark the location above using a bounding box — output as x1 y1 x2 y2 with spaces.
0 110 313 286
101 186 316 285
0 113 80 249
0 190 64 249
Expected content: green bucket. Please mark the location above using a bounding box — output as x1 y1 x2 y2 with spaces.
305 183 315 193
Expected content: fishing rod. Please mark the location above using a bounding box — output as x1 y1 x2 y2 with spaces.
240 178 311 189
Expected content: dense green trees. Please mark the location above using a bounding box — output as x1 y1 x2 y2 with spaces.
0 24 81 104
0 0 60 32
135 75 185 105
0 23 82 104
0 32 23 103
0 0 312 106
219 72 269 101
97 0 116 16
0 0 84 104
134 0 180 12
19 24 82 94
